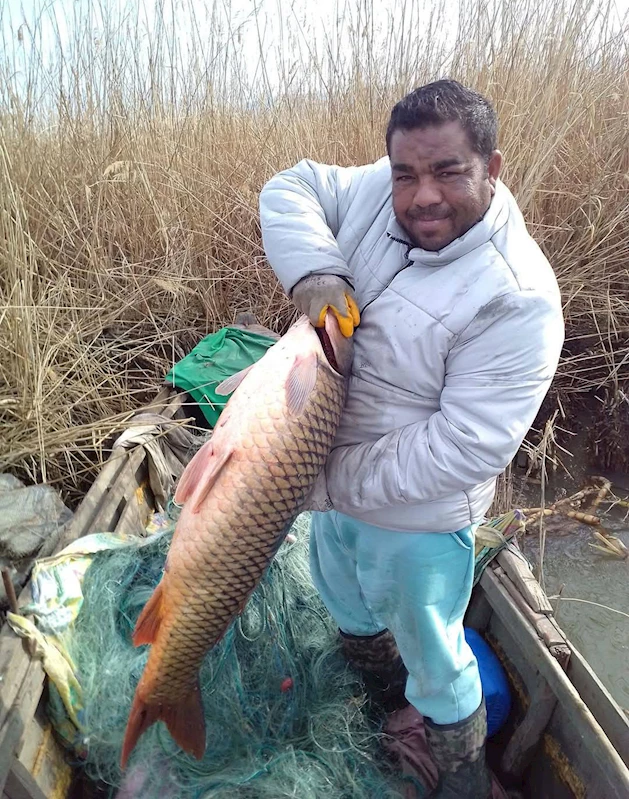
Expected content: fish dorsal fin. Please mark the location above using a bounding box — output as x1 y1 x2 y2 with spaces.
285 353 318 417
133 582 164 646
215 364 254 396
174 439 233 513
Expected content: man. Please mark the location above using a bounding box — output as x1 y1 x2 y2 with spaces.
259 80 564 797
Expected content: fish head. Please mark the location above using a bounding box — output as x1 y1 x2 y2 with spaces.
317 310 354 377
288 313 354 377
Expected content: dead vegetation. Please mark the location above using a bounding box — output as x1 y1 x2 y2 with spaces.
0 0 628 502
521 476 629 560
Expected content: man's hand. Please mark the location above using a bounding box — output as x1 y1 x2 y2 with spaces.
292 275 360 337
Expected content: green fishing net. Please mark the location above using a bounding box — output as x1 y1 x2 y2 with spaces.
64 514 408 798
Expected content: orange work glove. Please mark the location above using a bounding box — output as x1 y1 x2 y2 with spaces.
291 274 360 337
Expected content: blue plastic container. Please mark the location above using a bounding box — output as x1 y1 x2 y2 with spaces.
464 627 511 737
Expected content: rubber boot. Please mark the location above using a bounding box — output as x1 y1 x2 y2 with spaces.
424 700 492 799
339 629 409 712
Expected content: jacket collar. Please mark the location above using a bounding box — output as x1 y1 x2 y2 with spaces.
386 179 511 267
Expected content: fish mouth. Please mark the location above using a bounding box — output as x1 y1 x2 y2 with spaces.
316 327 340 373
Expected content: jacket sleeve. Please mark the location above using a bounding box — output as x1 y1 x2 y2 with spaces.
326 290 565 513
259 159 366 294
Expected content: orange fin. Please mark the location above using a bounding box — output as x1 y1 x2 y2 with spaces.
215 364 254 396
285 353 317 416
174 439 233 513
121 691 160 769
133 582 164 647
120 681 206 769
161 680 206 760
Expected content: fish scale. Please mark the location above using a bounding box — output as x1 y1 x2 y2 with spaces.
121 315 352 767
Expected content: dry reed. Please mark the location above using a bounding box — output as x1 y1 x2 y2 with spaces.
1 0 628 503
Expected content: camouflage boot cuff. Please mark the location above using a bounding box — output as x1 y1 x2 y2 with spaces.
340 629 409 712
424 700 491 799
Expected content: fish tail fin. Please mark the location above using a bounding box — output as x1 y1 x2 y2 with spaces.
161 680 206 760
120 690 161 769
121 681 206 769
133 582 164 646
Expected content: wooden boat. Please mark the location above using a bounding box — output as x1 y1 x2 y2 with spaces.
1 358 628 798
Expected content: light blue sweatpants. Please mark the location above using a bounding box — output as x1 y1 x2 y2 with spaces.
309 510 483 725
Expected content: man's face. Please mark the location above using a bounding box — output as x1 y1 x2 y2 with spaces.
389 120 502 251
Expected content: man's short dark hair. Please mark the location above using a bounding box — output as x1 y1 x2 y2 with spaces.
386 80 498 161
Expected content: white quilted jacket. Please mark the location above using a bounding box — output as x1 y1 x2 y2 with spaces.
259 157 565 532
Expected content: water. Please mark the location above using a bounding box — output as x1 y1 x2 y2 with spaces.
516 477 629 713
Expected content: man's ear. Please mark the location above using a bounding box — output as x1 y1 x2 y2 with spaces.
488 150 502 192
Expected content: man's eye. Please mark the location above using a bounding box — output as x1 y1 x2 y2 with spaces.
395 175 413 182
439 171 458 178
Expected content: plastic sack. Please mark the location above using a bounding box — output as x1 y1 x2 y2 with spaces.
0 473 73 606
164 326 277 427
465 627 512 737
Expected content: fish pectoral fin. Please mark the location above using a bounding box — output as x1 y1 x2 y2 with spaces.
161 680 206 761
215 364 254 396
174 439 233 513
133 582 165 646
285 352 318 416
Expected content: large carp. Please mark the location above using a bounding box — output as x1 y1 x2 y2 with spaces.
121 313 353 768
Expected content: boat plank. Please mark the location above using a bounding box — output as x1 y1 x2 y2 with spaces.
501 674 557 777
3 759 47 799
59 449 129 549
14 712 45 773
0 658 46 792
113 493 146 537
466 589 493 631
567 645 629 768
85 447 147 535
482 567 629 798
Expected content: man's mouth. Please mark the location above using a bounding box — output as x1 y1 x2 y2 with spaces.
413 217 450 232
409 212 450 223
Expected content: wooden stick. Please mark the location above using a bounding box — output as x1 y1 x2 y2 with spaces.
493 566 569 657
590 531 628 559
497 548 554 615
524 509 554 526
588 478 612 513
556 508 603 526
524 481 610 530
1 569 19 615
550 490 590 509
608 498 629 509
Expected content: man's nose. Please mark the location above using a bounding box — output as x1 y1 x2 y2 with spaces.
412 176 443 207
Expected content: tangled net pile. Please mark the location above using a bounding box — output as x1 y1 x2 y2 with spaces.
64 515 404 798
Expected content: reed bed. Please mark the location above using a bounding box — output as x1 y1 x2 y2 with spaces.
1 0 628 503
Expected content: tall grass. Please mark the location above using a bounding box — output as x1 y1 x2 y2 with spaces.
1 0 628 501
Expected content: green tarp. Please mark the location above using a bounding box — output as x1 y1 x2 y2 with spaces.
165 326 277 427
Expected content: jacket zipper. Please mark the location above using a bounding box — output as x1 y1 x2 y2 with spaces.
359 259 413 316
